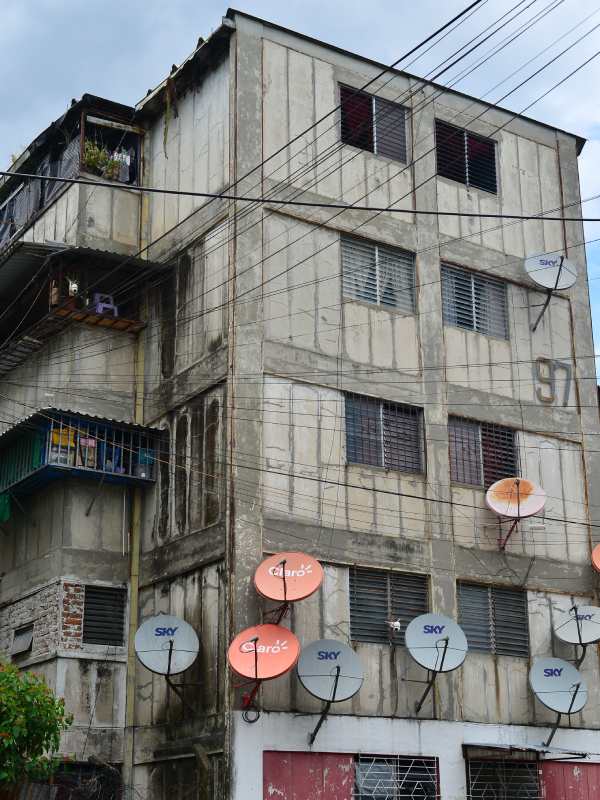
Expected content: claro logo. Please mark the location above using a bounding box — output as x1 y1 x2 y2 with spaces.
423 625 446 635
154 627 178 637
544 668 564 677
318 650 341 660
240 639 288 654
268 563 313 578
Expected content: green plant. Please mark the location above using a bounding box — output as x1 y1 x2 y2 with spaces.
0 662 72 785
82 140 120 180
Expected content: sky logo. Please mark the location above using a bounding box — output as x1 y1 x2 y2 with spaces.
423 625 445 635
544 668 563 677
155 627 178 637
317 651 341 660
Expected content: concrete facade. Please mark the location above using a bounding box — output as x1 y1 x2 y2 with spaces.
0 8 599 799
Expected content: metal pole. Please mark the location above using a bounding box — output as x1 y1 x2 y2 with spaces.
415 637 449 714
309 666 341 746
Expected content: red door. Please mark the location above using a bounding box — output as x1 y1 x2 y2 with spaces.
542 761 600 799
263 752 354 800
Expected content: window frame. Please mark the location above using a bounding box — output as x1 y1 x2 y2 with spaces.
435 118 498 194
458 581 530 658
345 393 425 475
448 416 518 489
82 585 127 647
341 234 416 314
441 263 509 340
466 759 540 799
355 754 439 799
339 84 408 163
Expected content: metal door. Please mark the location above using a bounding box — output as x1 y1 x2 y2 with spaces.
541 761 600 799
263 751 354 800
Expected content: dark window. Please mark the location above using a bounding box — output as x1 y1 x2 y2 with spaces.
350 567 428 644
340 85 407 162
11 624 33 657
435 119 497 193
346 394 424 474
441 264 508 339
449 417 518 488
83 586 127 646
341 235 415 313
458 583 529 658
355 755 438 799
467 760 539 799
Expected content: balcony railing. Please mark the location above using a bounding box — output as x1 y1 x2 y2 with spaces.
0 410 158 512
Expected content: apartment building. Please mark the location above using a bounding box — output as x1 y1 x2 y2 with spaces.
1 8 599 799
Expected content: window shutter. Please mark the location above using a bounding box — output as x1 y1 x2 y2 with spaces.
441 265 475 330
458 583 493 652
467 133 497 193
473 272 508 338
481 423 517 486
382 402 423 473
11 624 33 656
345 393 382 467
349 568 428 644
374 97 407 162
449 417 482 485
83 586 127 646
342 237 378 305
441 264 508 339
492 587 529 657
435 119 467 184
377 244 415 312
467 761 540 799
340 86 373 152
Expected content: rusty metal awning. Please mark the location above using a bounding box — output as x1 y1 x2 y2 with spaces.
463 741 592 760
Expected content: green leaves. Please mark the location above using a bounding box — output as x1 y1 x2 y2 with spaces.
0 662 72 785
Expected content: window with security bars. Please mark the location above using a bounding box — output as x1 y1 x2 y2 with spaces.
341 235 415 313
441 264 508 339
340 85 407 162
345 394 424 474
458 583 529 658
449 417 517 488
467 760 540 799
83 586 127 646
349 567 428 644
435 119 497 193
354 755 439 799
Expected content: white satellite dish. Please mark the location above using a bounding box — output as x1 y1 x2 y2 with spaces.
405 613 468 673
486 477 546 519
554 605 600 646
529 658 587 715
134 614 199 675
297 639 363 702
525 254 577 291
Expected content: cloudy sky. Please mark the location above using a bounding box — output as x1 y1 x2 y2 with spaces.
2 0 600 356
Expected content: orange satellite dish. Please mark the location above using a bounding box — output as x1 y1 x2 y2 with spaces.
592 544 600 574
227 623 300 680
485 477 546 519
254 552 324 602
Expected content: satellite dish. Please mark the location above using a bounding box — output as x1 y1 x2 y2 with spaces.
529 658 587 714
134 614 199 675
554 605 600 646
405 613 468 672
254 552 324 602
592 544 600 574
228 623 300 680
525 254 577 290
297 639 363 702
486 477 546 519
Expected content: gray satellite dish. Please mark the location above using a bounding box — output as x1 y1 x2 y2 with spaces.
529 658 587 715
554 605 600 646
525 254 577 291
297 639 363 702
405 613 468 673
134 614 199 675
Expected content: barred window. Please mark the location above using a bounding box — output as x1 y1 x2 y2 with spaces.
341 235 415 313
435 119 497 193
349 567 428 644
449 416 517 488
441 264 508 339
355 755 438 799
340 85 407 162
458 583 529 658
83 586 127 646
346 394 424 474
467 760 540 799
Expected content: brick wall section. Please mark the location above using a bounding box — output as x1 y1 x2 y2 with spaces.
61 582 84 650
0 581 61 659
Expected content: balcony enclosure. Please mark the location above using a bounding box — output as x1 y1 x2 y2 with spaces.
0 96 142 251
0 410 158 520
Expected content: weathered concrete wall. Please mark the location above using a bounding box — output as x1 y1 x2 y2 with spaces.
145 56 229 244
0 325 137 430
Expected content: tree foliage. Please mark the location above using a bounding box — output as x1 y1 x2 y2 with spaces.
0 662 72 785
